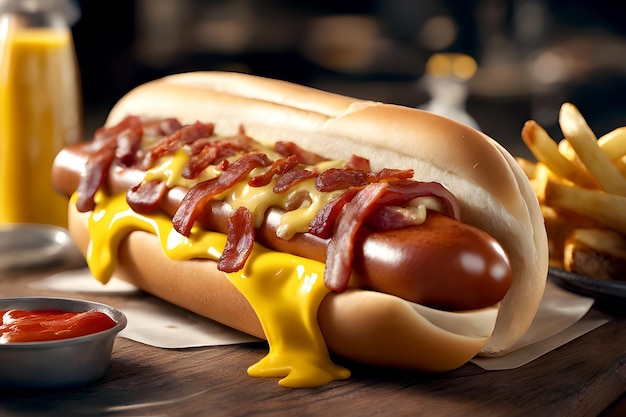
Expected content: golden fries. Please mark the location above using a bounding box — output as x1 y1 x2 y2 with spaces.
517 102 626 280
544 180 626 235
521 120 596 188
558 103 626 196
598 126 626 160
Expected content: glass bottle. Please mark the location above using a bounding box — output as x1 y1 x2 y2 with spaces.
0 0 82 227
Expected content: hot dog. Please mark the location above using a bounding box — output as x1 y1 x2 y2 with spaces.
52 71 548 387
54 136 510 311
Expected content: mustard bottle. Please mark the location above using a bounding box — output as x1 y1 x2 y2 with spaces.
0 0 82 227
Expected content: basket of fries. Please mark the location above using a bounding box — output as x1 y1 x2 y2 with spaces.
516 102 626 282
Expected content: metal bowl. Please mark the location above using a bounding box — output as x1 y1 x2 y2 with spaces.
0 297 127 389
0 224 85 270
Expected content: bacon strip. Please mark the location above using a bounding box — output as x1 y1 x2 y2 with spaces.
366 168 414 183
141 118 183 137
93 115 142 146
273 141 327 165
249 155 299 187
217 206 255 273
114 126 143 167
76 116 145 212
126 179 168 214
308 187 361 239
273 169 318 193
183 142 236 179
324 183 390 292
316 168 368 192
172 152 272 237
346 154 371 171
372 180 461 222
75 141 117 212
184 131 257 179
316 167 414 192
142 121 214 168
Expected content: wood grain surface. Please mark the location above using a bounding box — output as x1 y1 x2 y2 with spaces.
1 263 625 417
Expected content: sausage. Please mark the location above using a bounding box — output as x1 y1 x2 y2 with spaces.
52 139 512 311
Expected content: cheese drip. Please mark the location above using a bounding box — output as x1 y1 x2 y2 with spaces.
79 192 350 387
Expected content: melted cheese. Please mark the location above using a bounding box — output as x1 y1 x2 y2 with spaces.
144 149 345 239
80 192 350 388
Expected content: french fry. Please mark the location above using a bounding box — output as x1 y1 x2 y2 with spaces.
544 179 626 235
558 102 626 196
560 128 626 173
615 156 626 176
518 102 626 279
598 126 626 160
557 139 583 168
521 120 596 188
568 228 626 259
529 162 552 203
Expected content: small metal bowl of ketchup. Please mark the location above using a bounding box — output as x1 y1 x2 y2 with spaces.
0 296 127 389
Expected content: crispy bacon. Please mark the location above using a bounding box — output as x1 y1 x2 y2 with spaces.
346 154 371 171
370 180 461 222
126 179 168 214
93 115 142 146
273 141 327 165
311 179 459 240
366 168 414 183
249 155 299 187
142 121 214 168
115 126 143 167
324 183 390 292
183 142 236 179
316 167 415 192
217 206 256 273
76 116 145 212
173 152 273 237
187 127 252 157
315 168 368 192
273 169 318 193
183 130 257 179
141 118 183 137
76 141 117 212
309 187 361 239
221 127 256 151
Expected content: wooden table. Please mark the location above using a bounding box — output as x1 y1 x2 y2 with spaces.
1 262 625 417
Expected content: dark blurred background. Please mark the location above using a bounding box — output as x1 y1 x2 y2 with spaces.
71 0 626 159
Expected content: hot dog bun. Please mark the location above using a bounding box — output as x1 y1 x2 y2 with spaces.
68 204 499 372
63 71 547 376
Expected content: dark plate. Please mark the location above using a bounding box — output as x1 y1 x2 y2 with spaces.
548 267 626 314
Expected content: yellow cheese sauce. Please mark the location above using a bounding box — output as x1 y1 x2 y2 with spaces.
144 149 346 238
81 192 350 388
0 21 81 226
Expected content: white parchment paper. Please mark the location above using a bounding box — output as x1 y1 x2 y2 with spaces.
471 281 609 370
35 268 610 367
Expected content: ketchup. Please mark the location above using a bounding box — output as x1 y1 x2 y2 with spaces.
0 309 116 343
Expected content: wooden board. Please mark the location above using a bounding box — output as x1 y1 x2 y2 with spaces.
1 266 625 417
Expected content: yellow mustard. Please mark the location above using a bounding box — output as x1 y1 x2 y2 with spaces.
0 10 81 226
81 192 350 388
